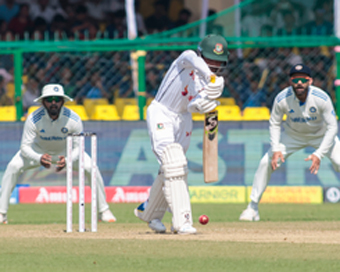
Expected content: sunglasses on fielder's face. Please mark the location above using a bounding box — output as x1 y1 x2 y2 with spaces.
43 96 63 103
290 77 310 84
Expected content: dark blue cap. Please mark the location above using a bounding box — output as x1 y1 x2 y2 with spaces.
289 64 311 77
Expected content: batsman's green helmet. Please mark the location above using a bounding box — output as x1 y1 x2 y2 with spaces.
198 34 229 62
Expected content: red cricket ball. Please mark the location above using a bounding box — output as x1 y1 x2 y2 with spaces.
199 215 209 225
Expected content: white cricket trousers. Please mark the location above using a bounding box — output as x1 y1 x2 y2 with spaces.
143 101 192 221
0 150 109 214
147 101 192 161
250 131 340 203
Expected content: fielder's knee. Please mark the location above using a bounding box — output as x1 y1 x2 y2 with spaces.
6 161 23 174
259 153 272 168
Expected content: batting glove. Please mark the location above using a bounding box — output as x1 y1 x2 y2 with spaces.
203 76 224 99
188 95 220 114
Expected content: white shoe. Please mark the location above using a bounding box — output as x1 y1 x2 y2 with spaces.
0 213 7 224
239 207 260 221
172 224 197 234
99 209 116 222
148 219 166 233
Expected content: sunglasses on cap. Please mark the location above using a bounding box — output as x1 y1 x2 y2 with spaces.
291 77 309 84
44 96 63 103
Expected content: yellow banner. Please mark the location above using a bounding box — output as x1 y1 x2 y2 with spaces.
189 186 246 203
247 186 323 204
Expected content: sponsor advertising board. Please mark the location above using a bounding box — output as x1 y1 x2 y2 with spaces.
190 186 246 203
18 186 323 204
1 121 340 188
19 186 151 204
247 186 323 204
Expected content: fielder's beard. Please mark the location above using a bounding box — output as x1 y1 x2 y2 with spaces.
47 105 61 118
292 84 309 99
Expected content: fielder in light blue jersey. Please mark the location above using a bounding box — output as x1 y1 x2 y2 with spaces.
0 84 116 224
240 64 340 221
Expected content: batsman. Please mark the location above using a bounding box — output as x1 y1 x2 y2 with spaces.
134 34 228 234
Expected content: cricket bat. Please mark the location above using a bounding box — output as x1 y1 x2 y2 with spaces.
203 110 219 183
203 75 219 183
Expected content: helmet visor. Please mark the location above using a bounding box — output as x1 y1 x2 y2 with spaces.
201 54 228 74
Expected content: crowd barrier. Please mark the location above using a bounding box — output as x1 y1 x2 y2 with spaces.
2 185 327 204
0 121 340 188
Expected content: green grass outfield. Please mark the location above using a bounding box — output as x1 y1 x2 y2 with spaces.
1 203 340 272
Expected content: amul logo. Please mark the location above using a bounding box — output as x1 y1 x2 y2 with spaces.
111 187 150 203
35 187 77 203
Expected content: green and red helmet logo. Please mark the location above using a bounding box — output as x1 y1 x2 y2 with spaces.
213 43 224 55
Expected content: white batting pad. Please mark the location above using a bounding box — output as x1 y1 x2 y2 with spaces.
161 143 192 230
136 174 168 222
163 178 192 230
161 143 188 179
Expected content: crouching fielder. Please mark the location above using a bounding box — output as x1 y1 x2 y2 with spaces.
134 34 229 234
0 84 116 224
240 64 340 221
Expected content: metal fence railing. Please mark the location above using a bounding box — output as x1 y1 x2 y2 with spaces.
0 45 335 118
0 0 338 120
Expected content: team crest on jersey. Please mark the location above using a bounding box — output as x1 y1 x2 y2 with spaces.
157 123 164 130
213 43 224 55
182 85 188 96
61 127 68 133
309 107 316 113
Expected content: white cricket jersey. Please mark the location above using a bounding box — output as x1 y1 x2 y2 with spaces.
270 85 338 159
154 50 213 113
20 106 83 163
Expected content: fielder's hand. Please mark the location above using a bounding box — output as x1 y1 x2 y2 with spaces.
204 75 224 99
40 153 52 169
56 156 66 172
271 151 285 170
305 154 320 175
